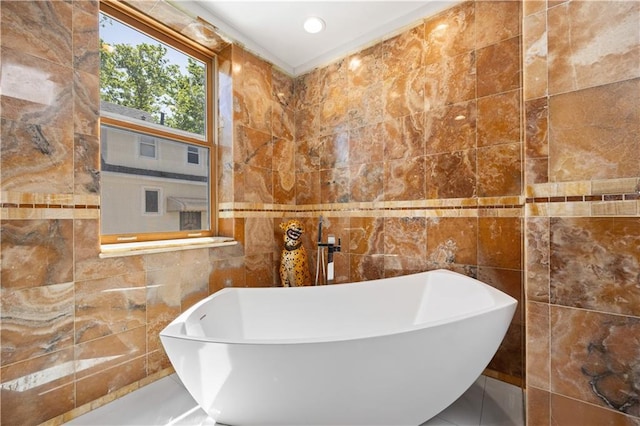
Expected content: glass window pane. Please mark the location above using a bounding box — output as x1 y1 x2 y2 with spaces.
145 190 159 213
101 124 210 235
99 12 206 137
187 146 199 164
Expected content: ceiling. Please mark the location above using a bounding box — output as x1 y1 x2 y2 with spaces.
178 1 462 76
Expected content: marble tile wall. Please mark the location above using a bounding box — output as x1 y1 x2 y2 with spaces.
0 1 231 424
523 0 640 424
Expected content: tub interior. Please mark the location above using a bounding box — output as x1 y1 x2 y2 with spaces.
181 270 515 343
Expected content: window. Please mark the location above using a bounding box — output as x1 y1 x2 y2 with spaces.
99 2 216 244
143 188 161 214
187 146 200 165
139 135 157 159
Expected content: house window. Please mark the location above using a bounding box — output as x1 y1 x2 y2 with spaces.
139 135 157 159
99 2 215 243
187 146 199 164
143 188 161 214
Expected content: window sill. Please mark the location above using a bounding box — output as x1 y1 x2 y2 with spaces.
99 236 237 258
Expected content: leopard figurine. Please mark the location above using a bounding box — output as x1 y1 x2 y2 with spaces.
279 219 311 287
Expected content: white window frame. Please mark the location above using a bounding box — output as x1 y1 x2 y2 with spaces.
139 135 158 159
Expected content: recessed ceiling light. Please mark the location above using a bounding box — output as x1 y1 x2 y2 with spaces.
304 17 325 34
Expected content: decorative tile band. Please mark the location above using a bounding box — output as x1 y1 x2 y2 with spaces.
0 203 100 209
526 193 640 203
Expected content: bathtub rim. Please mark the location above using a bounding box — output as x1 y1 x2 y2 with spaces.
160 269 517 346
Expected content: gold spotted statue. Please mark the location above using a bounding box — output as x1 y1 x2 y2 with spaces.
279 219 311 287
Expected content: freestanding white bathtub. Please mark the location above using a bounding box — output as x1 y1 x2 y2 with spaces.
160 269 517 426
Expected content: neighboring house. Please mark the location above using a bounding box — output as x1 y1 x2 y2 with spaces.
100 101 209 235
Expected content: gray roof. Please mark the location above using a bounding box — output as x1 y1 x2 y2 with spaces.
100 101 156 123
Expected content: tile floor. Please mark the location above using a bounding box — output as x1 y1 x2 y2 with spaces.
67 374 523 426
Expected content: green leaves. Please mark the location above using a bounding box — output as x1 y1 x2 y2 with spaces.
100 41 206 135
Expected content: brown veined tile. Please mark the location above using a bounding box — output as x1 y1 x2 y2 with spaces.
427 216 478 267
523 10 548 100
294 104 320 142
75 327 146 380
1 219 73 289
487 320 523 379
245 217 275 256
349 163 384 203
272 100 294 141
1 115 74 194
384 254 427 278
1 348 75 426
476 36 521 98
146 267 182 352
320 131 349 170
75 272 146 344
384 156 426 202
550 306 640 418
295 137 321 174
383 68 425 119
273 138 296 204
548 79 640 182
349 254 384 282
550 217 640 316
321 167 350 204
295 171 320 205
425 100 477 155
477 89 521 148
383 113 425 161
426 149 477 200
347 44 382 89
548 1 640 95
526 217 550 303
551 392 640 426
148 348 172 376
425 51 476 108
210 256 246 292
75 355 146 407
349 123 384 165
319 86 348 136
526 386 550 426
180 260 210 311
74 219 145 282
0 1 72 66
272 66 294 105
349 217 384 256
525 97 549 159
243 165 273 204
477 142 522 197
236 52 272 133
526 157 549 185
1 282 74 366
424 1 475 64
245 253 275 287
234 125 273 168
477 267 523 326
524 1 546 17
476 0 521 49
382 24 425 80
347 82 384 129
317 58 347 104
74 68 100 137
478 216 522 270
383 217 427 260
75 133 100 195
526 301 550 390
